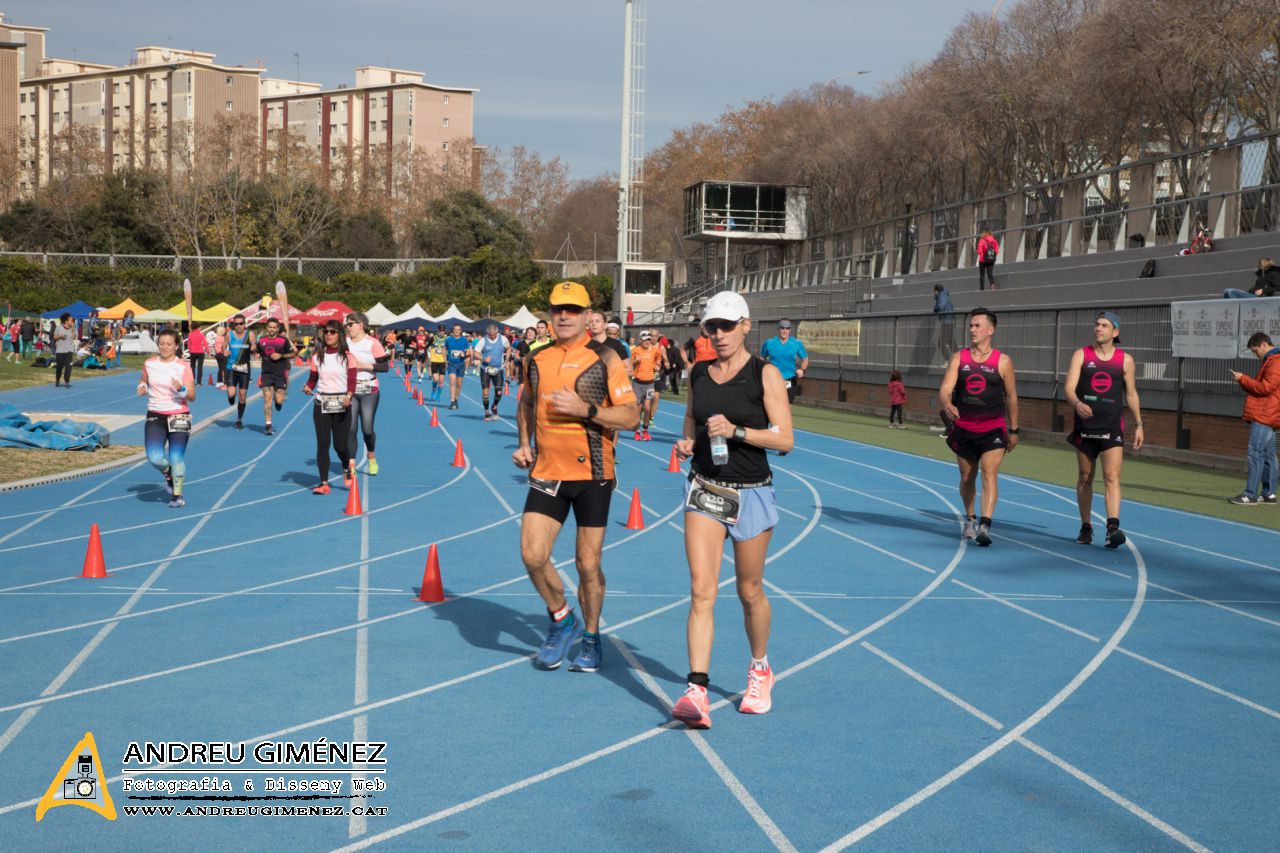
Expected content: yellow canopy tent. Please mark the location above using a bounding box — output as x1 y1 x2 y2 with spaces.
165 301 222 323
98 298 149 320
198 302 240 323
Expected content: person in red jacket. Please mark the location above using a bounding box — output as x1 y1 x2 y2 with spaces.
887 370 907 428
976 231 999 290
1229 332 1280 505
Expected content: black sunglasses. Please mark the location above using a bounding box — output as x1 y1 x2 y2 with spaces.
323 328 341 334
703 319 740 334
550 304 585 315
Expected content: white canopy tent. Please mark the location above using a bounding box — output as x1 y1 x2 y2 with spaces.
390 302 436 325
132 308 184 323
364 302 398 326
435 303 473 324
501 305 543 330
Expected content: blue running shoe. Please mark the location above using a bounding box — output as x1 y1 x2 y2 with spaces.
535 612 583 670
569 634 603 672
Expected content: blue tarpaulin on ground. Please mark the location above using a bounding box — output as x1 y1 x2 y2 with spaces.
41 300 98 321
0 403 109 451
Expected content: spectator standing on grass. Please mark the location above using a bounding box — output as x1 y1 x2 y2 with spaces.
1223 258 1280 299
1227 332 1280 505
976 231 999 290
53 313 78 388
887 371 907 428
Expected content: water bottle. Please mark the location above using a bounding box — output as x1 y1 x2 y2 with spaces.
710 415 729 466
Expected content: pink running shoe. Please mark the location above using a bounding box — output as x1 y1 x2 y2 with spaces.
738 665 774 714
671 684 711 729
634 430 643 441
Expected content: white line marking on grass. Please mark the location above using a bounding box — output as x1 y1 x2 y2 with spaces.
0 404 306 757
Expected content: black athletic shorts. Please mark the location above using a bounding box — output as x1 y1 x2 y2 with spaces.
523 479 616 527
415 349 428 363
946 425 1009 463
1067 429 1124 459
229 367 252 390
430 361 445 376
260 372 289 390
480 368 504 390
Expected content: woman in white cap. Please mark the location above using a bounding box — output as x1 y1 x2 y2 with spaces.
671 290 794 729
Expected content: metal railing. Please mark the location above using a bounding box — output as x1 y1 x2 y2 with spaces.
670 130 1280 303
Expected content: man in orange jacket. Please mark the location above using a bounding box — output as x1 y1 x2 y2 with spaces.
1229 332 1280 505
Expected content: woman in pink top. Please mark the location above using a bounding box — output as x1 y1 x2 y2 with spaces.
186 324 207 386
212 325 229 389
976 231 999 291
302 319 358 495
137 328 196 508
887 370 907 428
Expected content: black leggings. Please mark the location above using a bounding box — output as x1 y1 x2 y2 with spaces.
889 404 904 425
214 353 227 385
188 353 205 386
978 262 997 290
313 403 352 481
349 390 379 455
55 352 72 384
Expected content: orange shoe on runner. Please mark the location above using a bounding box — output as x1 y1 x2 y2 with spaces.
738 665 774 714
671 684 711 729
312 483 331 495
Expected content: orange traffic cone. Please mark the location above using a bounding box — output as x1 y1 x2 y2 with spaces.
418 389 425 406
430 407 439 427
416 544 445 602
516 385 522 401
504 381 510 396
624 488 645 530
81 523 107 579
451 440 466 468
667 446 682 473
343 472 362 516
206 374 214 386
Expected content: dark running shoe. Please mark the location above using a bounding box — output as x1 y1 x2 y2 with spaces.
975 522 992 547
235 420 244 430
1228 493 1260 505
1076 524 1093 545
1105 526 1127 549
264 424 273 436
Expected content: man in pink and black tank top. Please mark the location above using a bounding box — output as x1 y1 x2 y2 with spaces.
939 308 1020 546
1064 311 1144 549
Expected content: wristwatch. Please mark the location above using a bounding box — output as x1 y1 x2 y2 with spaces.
1009 427 1020 434
585 403 598 422
733 425 747 442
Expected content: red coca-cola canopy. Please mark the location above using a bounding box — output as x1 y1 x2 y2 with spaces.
294 301 357 325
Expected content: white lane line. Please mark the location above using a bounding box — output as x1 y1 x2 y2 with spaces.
821 524 937 576
350 472 371 840
860 641 1209 851
950 579 1101 641
820 535 1148 850
861 641 1004 729
0 464 476 625
0 461 144 546
0 404 306 757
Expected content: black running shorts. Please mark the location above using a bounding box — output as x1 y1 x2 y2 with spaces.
1067 429 1124 459
946 425 1009 463
260 372 289 390
523 479 616 527
229 368 252 390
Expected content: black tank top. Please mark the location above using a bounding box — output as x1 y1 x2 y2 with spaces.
689 355 771 484
1075 345 1126 433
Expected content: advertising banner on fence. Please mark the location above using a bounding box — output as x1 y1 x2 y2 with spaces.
1172 299 1280 359
796 319 861 356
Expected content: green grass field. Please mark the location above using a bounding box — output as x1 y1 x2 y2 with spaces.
659 391 1277 532
0 354 146 393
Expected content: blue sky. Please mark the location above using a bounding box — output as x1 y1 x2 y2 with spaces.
7 1 999 179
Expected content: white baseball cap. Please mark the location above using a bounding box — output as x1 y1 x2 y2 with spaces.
702 291 750 324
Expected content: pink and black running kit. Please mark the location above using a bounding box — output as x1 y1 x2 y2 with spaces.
946 347 1009 462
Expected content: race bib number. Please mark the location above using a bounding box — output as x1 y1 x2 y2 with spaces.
355 378 374 396
232 363 249 374
318 394 346 414
166 414 192 433
485 366 501 376
685 477 741 525
528 474 561 497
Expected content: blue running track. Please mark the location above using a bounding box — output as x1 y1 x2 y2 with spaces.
0 367 1276 851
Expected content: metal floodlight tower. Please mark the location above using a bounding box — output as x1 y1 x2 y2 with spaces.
614 0 663 315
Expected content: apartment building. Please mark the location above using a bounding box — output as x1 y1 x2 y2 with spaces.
16 44 261 193
260 66 476 193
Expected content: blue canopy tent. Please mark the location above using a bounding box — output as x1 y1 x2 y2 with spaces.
42 300 98 320
382 318 444 333
459 318 520 335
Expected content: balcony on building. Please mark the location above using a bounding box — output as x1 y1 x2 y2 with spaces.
683 181 810 243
